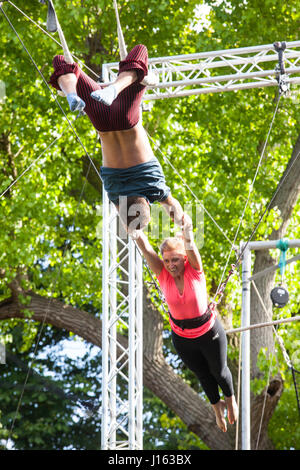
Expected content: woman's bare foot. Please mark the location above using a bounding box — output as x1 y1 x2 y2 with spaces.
212 400 227 432
225 395 238 425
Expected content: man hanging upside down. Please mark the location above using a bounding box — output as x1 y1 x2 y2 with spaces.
49 44 186 234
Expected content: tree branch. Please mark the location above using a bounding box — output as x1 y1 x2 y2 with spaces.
0 290 234 450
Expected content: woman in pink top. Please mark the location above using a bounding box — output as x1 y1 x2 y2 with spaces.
135 215 238 433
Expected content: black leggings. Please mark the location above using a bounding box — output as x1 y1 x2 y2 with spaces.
172 318 234 405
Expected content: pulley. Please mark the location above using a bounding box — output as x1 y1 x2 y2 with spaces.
270 285 289 308
274 41 290 96
270 238 290 308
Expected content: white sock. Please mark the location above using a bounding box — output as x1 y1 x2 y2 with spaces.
90 85 117 106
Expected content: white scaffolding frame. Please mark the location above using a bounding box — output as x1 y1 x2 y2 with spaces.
240 239 300 450
101 190 143 450
101 41 300 451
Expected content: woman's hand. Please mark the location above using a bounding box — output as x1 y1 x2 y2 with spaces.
181 212 193 232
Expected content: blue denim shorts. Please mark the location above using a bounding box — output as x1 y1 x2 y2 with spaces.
100 157 171 204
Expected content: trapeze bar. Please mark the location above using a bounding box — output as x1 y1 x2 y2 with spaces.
103 40 300 66
151 67 300 89
146 40 300 62
226 315 300 335
145 77 300 99
248 253 300 282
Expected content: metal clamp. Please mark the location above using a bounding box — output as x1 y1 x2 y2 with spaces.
274 41 290 96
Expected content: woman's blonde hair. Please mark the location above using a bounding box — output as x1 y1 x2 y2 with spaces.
159 236 186 255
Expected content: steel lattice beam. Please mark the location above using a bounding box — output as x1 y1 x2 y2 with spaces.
102 41 300 99
101 190 143 450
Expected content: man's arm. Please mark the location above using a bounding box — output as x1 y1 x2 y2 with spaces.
133 231 163 277
181 213 203 272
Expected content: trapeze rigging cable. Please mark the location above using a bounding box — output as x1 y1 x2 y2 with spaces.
210 96 282 304
113 0 127 61
6 0 99 79
0 3 103 446
4 150 97 449
0 128 66 199
112 0 158 86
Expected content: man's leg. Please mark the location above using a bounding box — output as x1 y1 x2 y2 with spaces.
91 44 148 106
50 55 104 120
57 73 86 112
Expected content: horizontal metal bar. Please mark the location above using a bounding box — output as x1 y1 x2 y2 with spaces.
247 239 300 251
104 41 300 68
144 77 300 99
105 53 300 79
148 41 300 63
226 315 300 335
148 53 300 76
150 66 300 89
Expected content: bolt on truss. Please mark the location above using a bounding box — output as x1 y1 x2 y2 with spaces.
101 190 143 450
102 41 300 99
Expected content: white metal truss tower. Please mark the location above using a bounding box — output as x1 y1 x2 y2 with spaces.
101 190 143 450
101 41 300 450
102 40 300 99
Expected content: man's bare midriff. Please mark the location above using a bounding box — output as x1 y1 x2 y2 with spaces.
98 122 155 168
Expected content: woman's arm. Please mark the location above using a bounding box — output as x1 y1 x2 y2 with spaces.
133 230 163 277
181 213 203 272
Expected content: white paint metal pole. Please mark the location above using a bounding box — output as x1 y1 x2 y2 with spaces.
241 244 251 450
226 315 300 335
109 203 117 449
247 239 300 250
128 237 136 449
136 247 143 450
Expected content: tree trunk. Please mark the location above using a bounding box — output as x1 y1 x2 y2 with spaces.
251 132 300 375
